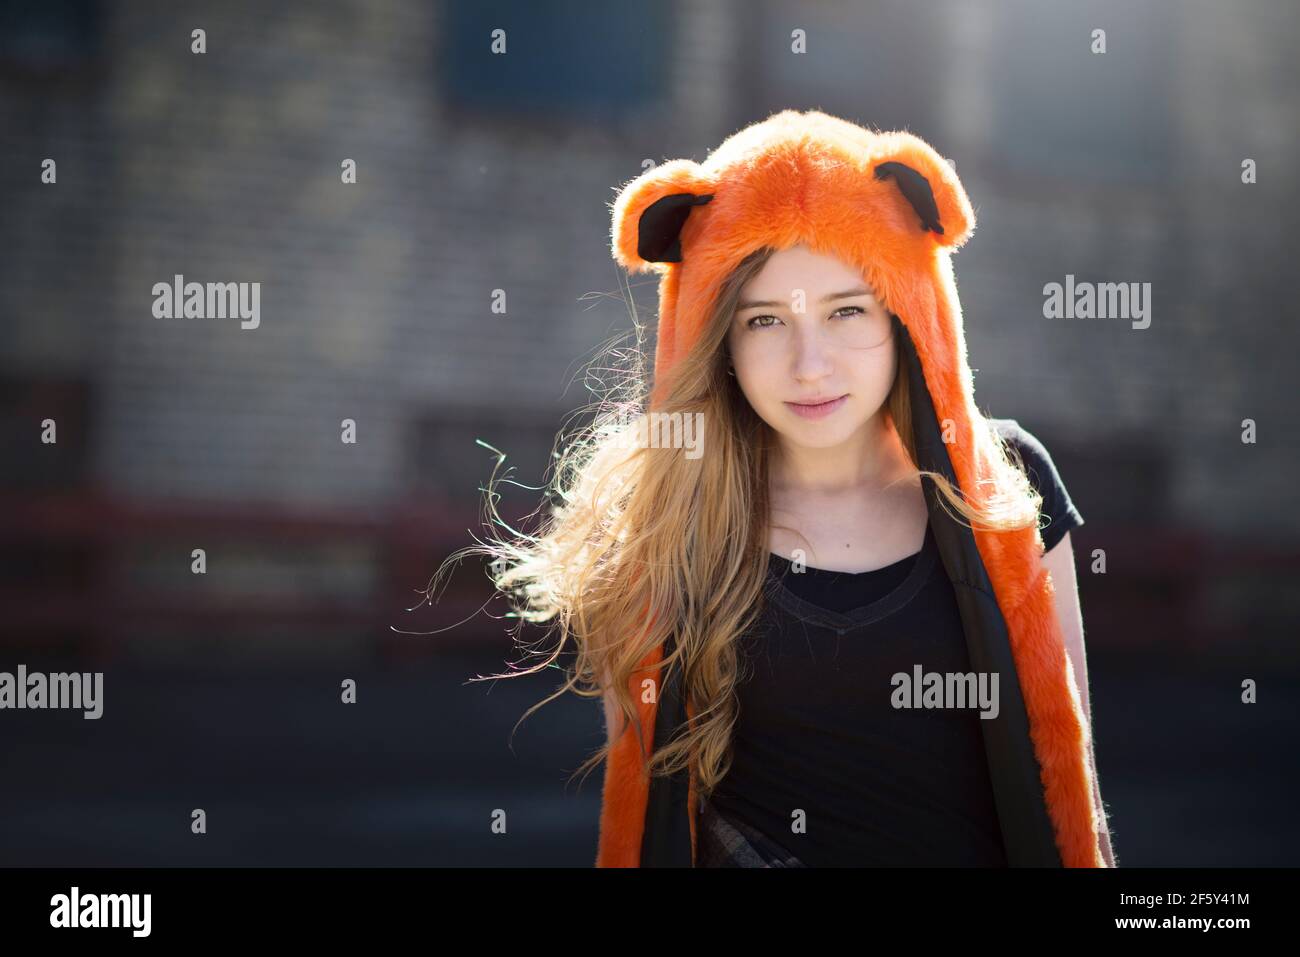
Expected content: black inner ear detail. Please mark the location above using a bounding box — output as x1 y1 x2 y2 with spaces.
637 192 715 263
874 162 944 235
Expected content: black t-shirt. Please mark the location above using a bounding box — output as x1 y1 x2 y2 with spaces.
705 418 1084 866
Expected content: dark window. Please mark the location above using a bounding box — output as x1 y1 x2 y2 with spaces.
739 0 944 140
439 0 671 122
0 0 103 75
0 376 92 491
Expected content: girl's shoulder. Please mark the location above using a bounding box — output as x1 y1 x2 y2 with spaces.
986 417 1086 553
988 417 1052 470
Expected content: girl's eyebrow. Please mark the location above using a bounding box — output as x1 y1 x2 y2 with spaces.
736 287 874 310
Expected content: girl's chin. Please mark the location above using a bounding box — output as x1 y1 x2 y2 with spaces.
768 420 860 448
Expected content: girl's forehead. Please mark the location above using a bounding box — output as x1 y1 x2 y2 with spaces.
738 274 876 309
744 245 869 293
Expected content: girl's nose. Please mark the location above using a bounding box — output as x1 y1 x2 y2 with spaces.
791 326 834 381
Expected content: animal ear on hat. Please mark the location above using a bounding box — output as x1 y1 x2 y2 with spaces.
874 162 945 235
870 134 975 248
610 159 716 273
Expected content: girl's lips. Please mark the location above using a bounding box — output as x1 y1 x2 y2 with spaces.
784 394 848 419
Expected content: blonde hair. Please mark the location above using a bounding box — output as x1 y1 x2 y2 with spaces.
433 246 1042 798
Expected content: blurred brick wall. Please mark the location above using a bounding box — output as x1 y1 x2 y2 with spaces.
0 0 1296 659
2 0 1294 528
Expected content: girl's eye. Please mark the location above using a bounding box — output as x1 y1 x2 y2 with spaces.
745 306 864 329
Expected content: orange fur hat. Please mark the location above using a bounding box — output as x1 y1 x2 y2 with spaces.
597 109 1105 867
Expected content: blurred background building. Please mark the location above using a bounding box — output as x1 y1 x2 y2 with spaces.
0 0 1296 865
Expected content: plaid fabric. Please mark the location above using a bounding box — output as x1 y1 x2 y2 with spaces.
697 797 806 868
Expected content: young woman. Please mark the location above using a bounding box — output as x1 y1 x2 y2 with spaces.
450 110 1116 867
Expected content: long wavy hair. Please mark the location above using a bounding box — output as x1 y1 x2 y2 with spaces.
435 244 1042 799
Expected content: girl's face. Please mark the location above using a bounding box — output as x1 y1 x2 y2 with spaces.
726 244 896 450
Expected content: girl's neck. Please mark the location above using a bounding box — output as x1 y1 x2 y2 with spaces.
769 412 913 498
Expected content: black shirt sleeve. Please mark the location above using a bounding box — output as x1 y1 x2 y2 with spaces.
990 418 1085 554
